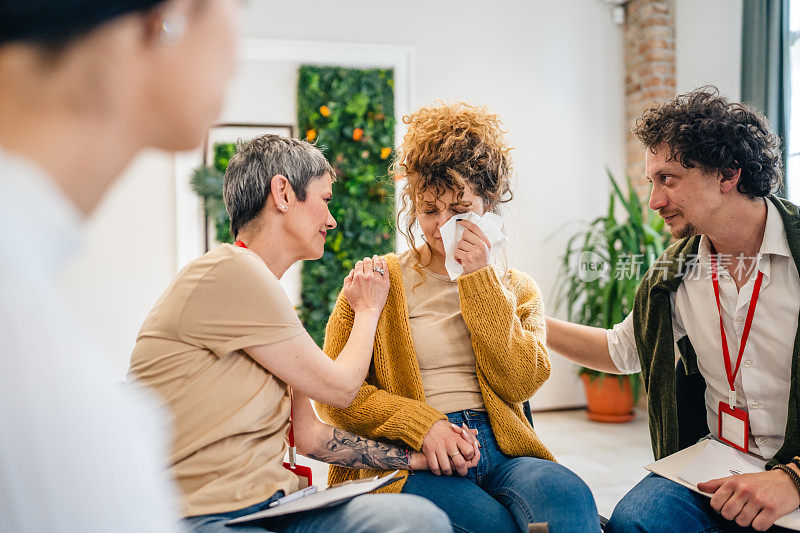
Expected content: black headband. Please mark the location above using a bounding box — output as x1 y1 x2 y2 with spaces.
0 0 167 44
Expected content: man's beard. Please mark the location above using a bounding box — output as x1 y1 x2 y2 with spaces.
670 220 698 239
660 209 699 240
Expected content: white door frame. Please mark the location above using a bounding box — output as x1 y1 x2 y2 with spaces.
173 38 414 270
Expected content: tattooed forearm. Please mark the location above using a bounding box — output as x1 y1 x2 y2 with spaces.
305 427 410 470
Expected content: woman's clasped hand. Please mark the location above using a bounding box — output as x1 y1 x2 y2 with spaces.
422 420 481 476
341 256 390 315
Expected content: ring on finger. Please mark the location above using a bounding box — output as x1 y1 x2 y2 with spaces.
449 451 462 458
372 266 386 275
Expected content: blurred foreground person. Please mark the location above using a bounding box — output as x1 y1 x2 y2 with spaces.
0 1 239 531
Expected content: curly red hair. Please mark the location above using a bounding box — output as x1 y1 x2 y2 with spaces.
393 102 513 267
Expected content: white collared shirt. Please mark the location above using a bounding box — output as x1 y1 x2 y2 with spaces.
607 199 800 459
0 146 182 532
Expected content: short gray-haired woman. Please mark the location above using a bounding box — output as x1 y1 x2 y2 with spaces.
128 135 452 533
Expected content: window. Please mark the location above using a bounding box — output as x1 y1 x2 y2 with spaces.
789 1 800 202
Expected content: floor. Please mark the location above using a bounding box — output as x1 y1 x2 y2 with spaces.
297 407 653 519
532 407 653 519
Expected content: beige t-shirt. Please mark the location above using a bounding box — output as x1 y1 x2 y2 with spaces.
128 244 305 517
399 250 485 414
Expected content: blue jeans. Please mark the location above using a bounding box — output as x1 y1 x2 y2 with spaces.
184 491 452 533
401 410 600 533
606 473 792 533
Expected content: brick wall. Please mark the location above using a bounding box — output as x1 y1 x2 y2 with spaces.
624 0 676 196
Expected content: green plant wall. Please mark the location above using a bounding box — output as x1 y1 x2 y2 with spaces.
297 66 396 345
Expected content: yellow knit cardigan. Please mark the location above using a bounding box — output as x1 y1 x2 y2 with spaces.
316 253 556 493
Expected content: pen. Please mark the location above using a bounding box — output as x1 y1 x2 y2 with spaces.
328 476 379 489
268 485 318 507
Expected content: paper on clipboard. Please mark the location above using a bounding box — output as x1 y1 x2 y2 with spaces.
226 471 402 525
645 440 800 530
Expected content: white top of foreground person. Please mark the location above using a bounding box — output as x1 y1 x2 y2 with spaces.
0 148 181 532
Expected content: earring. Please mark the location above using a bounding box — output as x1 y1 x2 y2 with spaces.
414 220 426 242
160 13 187 46
278 205 287 212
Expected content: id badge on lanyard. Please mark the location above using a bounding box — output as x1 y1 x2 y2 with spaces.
235 240 313 488
710 249 763 453
283 387 313 489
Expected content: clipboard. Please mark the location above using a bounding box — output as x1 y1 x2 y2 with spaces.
226 471 403 525
645 440 800 531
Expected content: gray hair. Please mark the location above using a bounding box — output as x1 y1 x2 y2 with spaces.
223 134 336 238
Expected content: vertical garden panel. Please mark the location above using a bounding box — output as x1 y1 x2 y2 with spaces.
297 66 396 345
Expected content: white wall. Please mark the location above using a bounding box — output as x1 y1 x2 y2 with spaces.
58 151 178 380
675 0 743 100
60 1 628 408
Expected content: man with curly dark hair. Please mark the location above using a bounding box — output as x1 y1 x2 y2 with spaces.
547 87 800 532
633 86 783 240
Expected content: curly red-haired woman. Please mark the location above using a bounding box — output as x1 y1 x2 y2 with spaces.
318 102 599 533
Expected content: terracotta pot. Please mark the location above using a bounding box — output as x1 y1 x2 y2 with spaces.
580 373 635 423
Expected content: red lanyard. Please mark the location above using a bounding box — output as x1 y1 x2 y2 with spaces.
709 249 764 407
234 240 297 467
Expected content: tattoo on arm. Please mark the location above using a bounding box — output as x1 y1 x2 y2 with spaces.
305 428 410 470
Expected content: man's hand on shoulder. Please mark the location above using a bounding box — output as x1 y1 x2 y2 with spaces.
697 465 800 531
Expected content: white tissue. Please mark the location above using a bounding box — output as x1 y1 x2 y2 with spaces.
439 212 507 280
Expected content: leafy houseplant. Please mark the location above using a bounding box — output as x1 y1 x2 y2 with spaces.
191 143 236 246
556 170 671 421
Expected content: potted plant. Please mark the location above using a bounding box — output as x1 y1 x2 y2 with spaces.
555 170 671 422
191 146 233 246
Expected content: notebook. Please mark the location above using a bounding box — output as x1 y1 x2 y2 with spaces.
227 470 402 524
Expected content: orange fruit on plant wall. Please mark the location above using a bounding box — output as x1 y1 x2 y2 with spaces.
352 128 364 141
306 129 317 141
319 105 331 117
380 147 392 159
